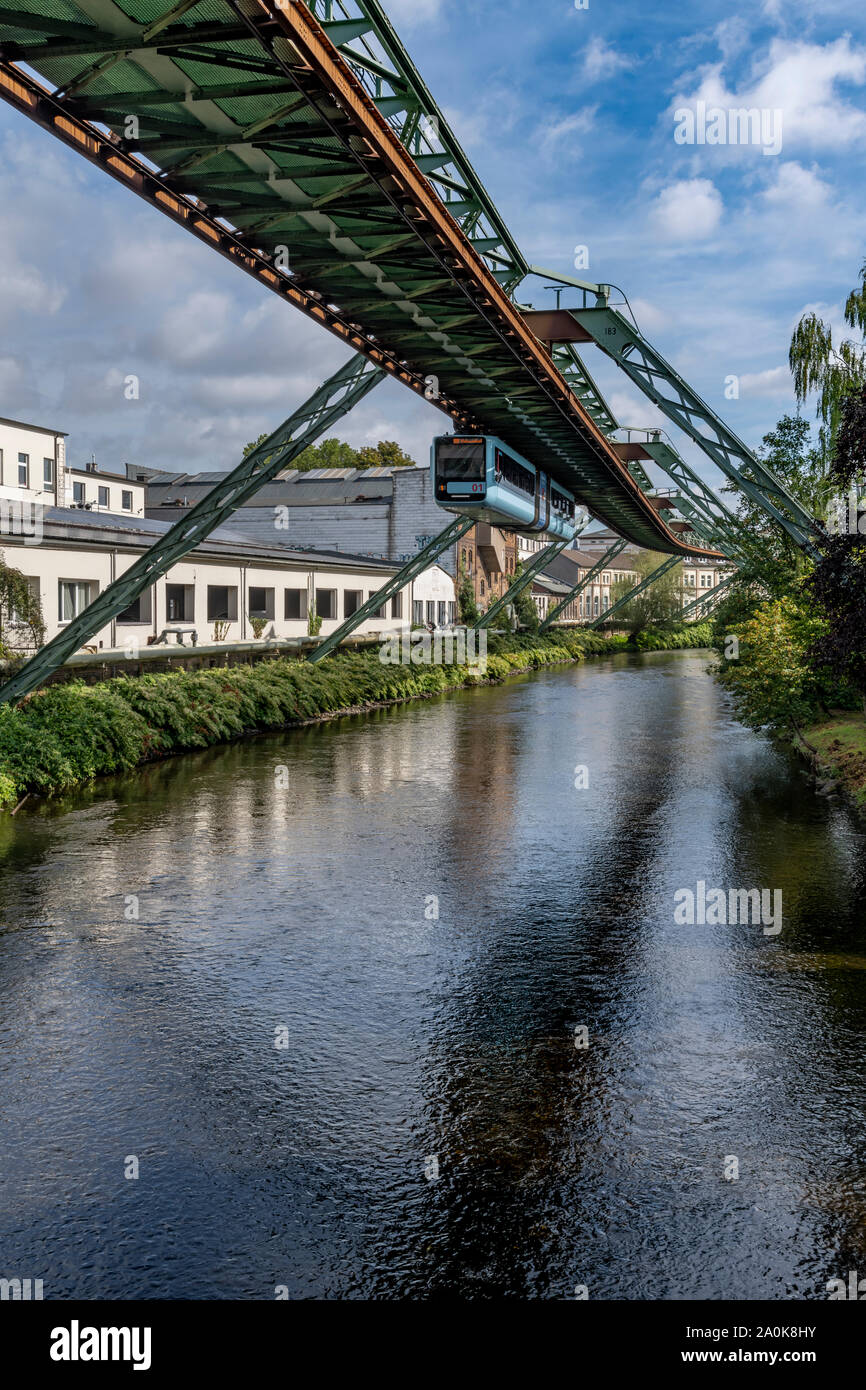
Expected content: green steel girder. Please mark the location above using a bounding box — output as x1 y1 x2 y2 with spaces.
636 431 745 557
571 306 822 558
305 0 527 289
307 515 474 663
472 537 573 631
589 554 682 630
539 538 627 632
0 354 385 705
0 0 709 558
679 570 737 620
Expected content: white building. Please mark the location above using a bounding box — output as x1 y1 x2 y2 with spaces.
0 415 67 509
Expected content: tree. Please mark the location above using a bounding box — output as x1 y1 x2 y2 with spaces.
456 564 479 625
789 257 866 438
356 440 416 469
717 595 849 748
804 383 866 712
0 553 45 657
610 551 684 634
506 561 539 632
240 435 417 472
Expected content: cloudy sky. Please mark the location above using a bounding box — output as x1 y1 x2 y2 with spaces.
0 0 864 486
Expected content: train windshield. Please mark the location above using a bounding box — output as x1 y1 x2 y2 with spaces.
436 438 486 481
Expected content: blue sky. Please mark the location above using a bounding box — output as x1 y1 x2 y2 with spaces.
0 0 864 488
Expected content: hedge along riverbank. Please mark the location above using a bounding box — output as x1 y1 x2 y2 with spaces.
0 622 713 806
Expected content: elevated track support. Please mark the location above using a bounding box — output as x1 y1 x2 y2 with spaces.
472 537 572 632
307 515 473 663
589 554 682 631
539 539 627 632
0 354 384 705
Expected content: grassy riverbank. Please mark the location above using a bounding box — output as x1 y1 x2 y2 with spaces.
796 711 866 809
0 623 712 806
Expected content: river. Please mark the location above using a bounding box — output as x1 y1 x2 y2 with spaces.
1 648 865 1299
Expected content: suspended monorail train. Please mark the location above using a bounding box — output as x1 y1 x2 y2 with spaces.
432 434 579 540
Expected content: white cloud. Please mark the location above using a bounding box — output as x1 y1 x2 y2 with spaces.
649 179 723 240
538 107 596 158
762 161 831 208
673 37 866 156
579 37 636 82
737 366 793 397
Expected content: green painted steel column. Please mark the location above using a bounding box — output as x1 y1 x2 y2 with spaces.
472 536 572 631
539 538 627 631
572 306 821 558
589 554 681 629
307 515 474 663
0 354 385 706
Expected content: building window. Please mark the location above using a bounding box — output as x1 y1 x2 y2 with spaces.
121 490 133 511
73 481 85 504
412 599 423 626
479 579 485 596
448 601 456 624
18 453 29 487
207 585 237 622
117 588 153 624
594 594 599 616
249 586 274 619
43 457 54 486
425 601 435 625
343 589 363 618
166 584 194 622
391 593 402 619
437 600 447 626
59 579 94 622
98 485 110 508
367 591 387 619
284 588 308 621
315 588 337 620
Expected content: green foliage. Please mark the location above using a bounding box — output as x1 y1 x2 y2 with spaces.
0 627 712 804
241 435 416 471
789 258 866 436
629 621 713 651
250 616 268 639
714 595 855 741
456 564 479 625
0 551 45 656
506 561 539 633
610 551 685 633
307 612 322 636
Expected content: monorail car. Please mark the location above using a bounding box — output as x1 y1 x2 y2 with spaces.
432 435 579 539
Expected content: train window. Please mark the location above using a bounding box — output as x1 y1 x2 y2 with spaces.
551 488 575 518
436 438 485 480
495 448 534 496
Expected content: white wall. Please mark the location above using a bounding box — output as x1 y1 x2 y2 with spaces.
0 418 64 509
1 535 412 654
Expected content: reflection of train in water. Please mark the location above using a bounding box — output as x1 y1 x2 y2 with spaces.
432 434 579 539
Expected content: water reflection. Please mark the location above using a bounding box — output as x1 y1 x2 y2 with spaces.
1 651 865 1298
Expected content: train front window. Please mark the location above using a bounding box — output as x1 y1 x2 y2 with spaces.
436 439 485 481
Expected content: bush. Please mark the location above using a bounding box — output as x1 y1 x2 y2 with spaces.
0 626 709 804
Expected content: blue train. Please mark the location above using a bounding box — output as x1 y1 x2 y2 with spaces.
432 434 579 539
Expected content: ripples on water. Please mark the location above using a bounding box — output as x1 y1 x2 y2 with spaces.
1 650 865 1299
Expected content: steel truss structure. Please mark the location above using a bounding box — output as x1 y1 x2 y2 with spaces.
472 537 572 632
538 539 627 633
0 354 384 704
0 0 713 557
307 514 473 661
589 554 682 631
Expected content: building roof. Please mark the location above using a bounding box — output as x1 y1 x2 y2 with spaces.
0 415 67 437
15 508 401 573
